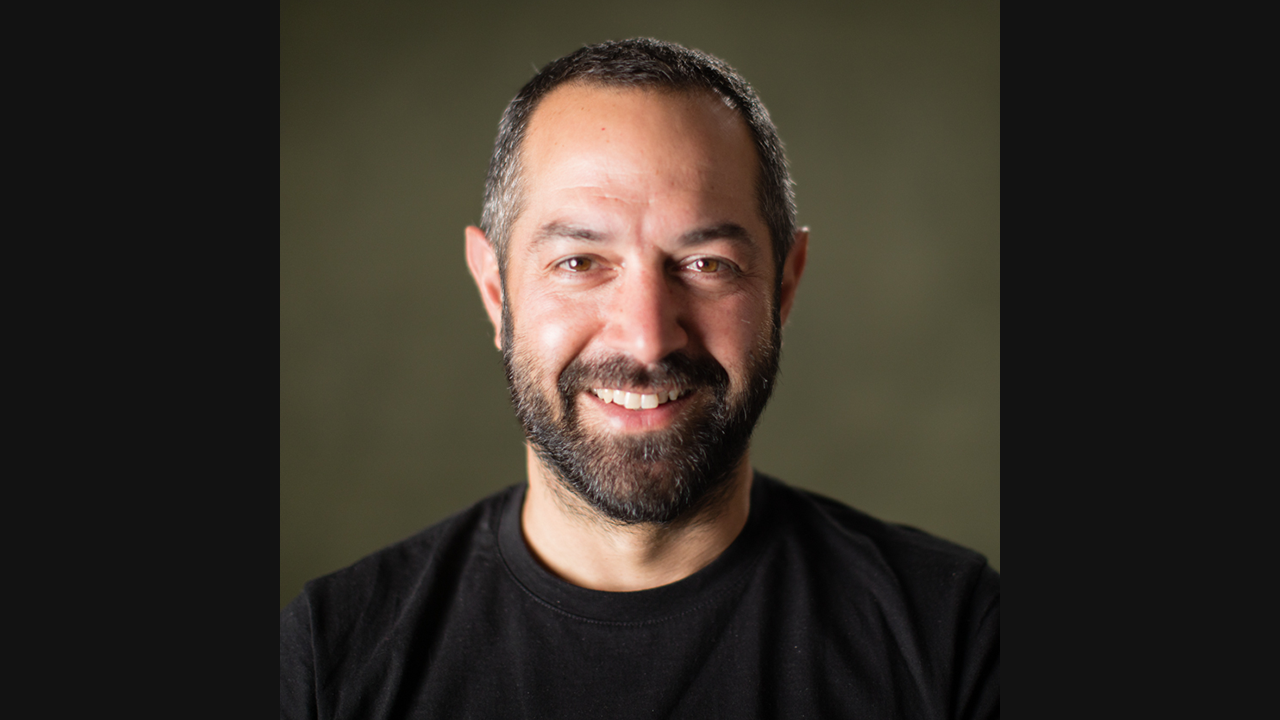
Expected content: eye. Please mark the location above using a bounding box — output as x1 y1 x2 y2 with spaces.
686 258 721 273
558 257 593 272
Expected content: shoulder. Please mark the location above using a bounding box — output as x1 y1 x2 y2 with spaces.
280 485 523 717
756 474 999 715
281 484 519 642
759 473 998 615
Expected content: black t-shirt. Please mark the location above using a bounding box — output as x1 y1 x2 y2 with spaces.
280 473 999 719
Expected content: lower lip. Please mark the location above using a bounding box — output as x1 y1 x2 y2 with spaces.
581 391 692 431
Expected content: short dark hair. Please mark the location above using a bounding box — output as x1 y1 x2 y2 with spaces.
480 37 797 283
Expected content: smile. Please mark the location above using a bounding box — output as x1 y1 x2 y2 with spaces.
590 388 687 410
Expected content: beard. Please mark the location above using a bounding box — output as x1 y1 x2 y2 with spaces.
501 301 782 526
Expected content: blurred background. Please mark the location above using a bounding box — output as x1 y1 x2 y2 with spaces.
281 0 999 608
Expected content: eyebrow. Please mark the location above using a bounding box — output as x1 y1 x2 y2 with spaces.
530 221 756 248
678 222 754 248
531 223 606 245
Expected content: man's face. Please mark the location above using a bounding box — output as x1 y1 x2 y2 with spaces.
476 84 795 524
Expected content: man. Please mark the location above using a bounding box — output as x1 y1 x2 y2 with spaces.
281 38 998 719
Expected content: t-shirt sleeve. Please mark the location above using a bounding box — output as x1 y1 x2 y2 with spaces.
954 565 999 720
280 593 319 720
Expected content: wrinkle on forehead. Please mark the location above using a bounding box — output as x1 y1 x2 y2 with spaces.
531 219 756 252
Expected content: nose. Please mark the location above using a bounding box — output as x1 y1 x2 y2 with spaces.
601 263 689 366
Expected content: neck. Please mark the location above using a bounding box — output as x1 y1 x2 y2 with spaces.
520 444 754 592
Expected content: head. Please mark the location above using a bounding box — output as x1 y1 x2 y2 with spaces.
466 39 808 526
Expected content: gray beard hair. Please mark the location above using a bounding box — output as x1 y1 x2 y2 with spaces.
501 301 782 527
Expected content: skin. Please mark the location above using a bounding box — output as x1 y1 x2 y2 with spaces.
466 83 808 591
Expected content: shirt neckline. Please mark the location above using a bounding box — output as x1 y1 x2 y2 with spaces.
495 472 771 625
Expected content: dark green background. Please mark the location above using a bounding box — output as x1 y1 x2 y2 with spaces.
281 0 1000 609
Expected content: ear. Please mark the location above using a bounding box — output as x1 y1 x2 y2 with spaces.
778 227 809 327
465 225 505 350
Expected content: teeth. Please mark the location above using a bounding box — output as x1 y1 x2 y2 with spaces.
592 388 685 410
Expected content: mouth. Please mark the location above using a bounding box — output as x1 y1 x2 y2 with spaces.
589 387 688 410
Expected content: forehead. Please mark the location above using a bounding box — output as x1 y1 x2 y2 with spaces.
512 83 763 246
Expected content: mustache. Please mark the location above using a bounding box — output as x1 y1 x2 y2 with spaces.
557 352 730 398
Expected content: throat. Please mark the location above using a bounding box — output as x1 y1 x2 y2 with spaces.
519 444 754 591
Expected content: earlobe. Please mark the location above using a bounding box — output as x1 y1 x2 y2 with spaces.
464 226 505 350
778 227 809 327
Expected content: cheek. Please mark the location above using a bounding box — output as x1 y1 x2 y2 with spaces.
695 296 774 373
516 293 598 373
533 320 576 366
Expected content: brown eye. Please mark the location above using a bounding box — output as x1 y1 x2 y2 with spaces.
690 258 720 273
560 257 593 272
